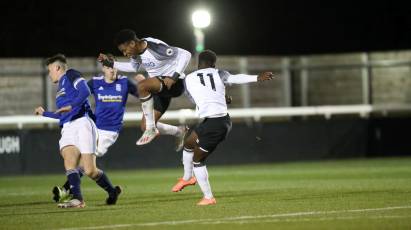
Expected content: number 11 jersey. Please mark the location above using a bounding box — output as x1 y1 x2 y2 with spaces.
184 68 231 118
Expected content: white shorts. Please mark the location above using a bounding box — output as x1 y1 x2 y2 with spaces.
96 129 119 157
59 116 98 154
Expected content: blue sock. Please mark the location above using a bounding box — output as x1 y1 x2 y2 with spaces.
63 167 84 192
94 170 115 194
66 169 83 201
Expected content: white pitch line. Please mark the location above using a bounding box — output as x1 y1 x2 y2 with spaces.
57 205 411 230
201 215 411 225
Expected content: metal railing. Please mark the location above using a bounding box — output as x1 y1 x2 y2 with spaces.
1 104 410 129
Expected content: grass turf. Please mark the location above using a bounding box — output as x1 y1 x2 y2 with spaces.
0 157 411 230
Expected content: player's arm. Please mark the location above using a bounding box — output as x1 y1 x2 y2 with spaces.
164 48 192 89
221 70 274 85
56 70 91 114
98 53 140 72
113 61 140 72
34 106 60 119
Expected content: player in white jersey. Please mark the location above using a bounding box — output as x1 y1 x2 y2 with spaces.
174 50 274 205
98 29 191 148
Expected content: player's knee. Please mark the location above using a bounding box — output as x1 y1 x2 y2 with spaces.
193 160 205 167
137 80 150 93
83 167 99 178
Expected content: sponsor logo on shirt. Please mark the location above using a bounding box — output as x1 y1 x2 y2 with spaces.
143 62 155 67
97 94 123 102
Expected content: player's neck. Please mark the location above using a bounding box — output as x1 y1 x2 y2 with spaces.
104 76 115 83
56 71 65 82
137 40 147 54
198 64 212 70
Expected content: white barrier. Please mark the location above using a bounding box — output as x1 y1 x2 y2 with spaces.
1 104 411 129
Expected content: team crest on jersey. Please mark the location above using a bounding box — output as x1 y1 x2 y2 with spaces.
98 86 104 90
116 84 121 92
166 48 174 56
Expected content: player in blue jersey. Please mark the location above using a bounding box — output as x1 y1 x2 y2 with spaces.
50 54 136 204
34 54 121 208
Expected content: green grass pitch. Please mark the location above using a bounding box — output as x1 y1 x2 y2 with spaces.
1 157 411 230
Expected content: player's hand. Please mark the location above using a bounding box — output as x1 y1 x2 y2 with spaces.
55 105 72 114
97 53 108 62
225 95 232 104
163 77 176 90
257 72 274 82
34 106 44 116
134 74 146 83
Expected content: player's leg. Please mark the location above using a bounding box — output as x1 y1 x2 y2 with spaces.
58 145 85 208
192 115 232 205
81 154 121 204
56 121 86 208
96 129 119 157
136 77 163 145
54 165 84 203
79 118 122 205
139 95 187 151
192 145 216 206
172 130 197 192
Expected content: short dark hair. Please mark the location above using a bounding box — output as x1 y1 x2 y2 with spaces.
45 53 67 66
114 29 138 46
106 53 117 62
199 50 217 67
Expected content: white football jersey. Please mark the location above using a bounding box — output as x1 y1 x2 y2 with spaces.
184 68 231 118
114 37 191 78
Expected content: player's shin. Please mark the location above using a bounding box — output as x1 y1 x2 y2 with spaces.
193 162 213 199
182 148 194 180
156 122 180 136
63 166 84 192
93 169 116 194
66 169 83 201
140 94 155 130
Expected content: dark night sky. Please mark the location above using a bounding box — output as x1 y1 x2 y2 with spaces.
1 0 411 57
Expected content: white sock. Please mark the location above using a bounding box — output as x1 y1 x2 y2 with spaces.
157 122 181 136
193 164 213 199
182 149 194 180
141 95 155 129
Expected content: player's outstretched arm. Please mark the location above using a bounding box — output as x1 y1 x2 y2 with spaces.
98 53 139 72
35 106 60 119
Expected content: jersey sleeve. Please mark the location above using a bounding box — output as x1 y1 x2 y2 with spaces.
146 38 179 61
87 79 94 94
146 38 191 79
218 69 257 85
43 111 61 119
66 69 86 89
218 69 231 84
127 78 139 97
114 59 141 72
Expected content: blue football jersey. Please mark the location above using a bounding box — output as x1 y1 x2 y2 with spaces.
55 69 92 126
88 75 138 132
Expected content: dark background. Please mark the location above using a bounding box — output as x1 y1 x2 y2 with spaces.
1 0 411 57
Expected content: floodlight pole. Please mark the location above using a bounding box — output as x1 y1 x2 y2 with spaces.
194 28 205 55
